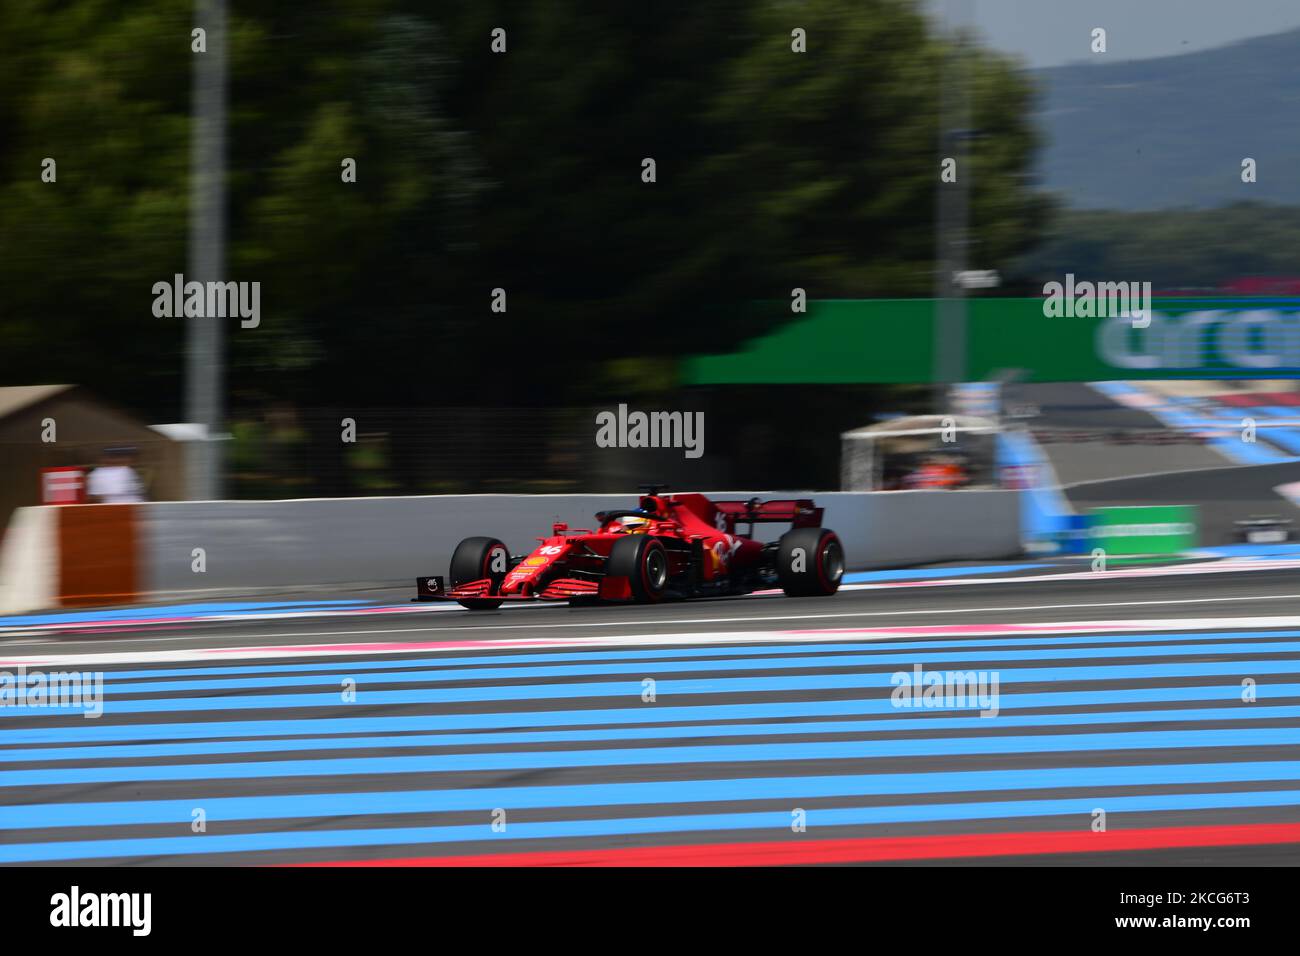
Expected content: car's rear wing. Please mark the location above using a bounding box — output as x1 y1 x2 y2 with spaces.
711 498 824 530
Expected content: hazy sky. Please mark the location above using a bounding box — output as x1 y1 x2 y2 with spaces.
925 0 1300 68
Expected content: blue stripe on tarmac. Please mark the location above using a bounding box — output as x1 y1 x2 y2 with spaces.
80 638 1300 697
7 683 1300 744
7 727 1300 787
9 659 1300 717
7 789 1300 863
5 704 1300 765
0 684 1266 744
842 564 1051 583
1201 545 1300 558
1090 382 1297 465
0 601 370 629
7 760 1300 832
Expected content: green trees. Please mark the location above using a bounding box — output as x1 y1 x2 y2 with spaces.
1016 203 1300 290
0 0 1048 419
0 0 191 415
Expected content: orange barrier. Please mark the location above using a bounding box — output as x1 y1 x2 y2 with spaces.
56 504 140 606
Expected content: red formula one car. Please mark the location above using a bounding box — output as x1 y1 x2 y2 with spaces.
415 487 845 610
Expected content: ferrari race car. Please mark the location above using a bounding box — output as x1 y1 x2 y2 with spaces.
415 487 845 609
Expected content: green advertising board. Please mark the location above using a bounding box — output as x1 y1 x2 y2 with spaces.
682 298 1300 384
1088 505 1199 556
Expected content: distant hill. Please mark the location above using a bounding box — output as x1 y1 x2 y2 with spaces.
1033 28 1300 209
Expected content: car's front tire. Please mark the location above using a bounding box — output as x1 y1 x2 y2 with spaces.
776 527 844 597
607 535 669 603
450 536 510 610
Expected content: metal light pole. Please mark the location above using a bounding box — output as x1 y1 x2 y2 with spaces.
932 0 974 410
187 0 227 500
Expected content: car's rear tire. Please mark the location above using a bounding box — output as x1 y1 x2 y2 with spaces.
607 535 668 603
776 527 844 597
450 536 509 610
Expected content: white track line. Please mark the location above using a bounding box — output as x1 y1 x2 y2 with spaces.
855 558 1300 590
8 602 1300 667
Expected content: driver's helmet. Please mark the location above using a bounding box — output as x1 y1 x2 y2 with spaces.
617 515 651 534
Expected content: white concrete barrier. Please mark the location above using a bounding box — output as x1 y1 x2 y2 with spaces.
139 490 1019 596
141 495 663 593
0 506 56 614
816 490 1021 569
0 490 1021 610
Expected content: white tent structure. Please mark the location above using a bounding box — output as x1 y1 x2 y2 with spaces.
841 414 1000 490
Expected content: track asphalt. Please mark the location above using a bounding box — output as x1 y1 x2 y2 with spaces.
3 556 1300 866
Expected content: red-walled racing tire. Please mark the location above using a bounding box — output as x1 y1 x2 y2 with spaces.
607 535 669 603
776 527 844 597
450 536 510 610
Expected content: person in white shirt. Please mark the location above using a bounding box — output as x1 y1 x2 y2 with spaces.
86 446 146 504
